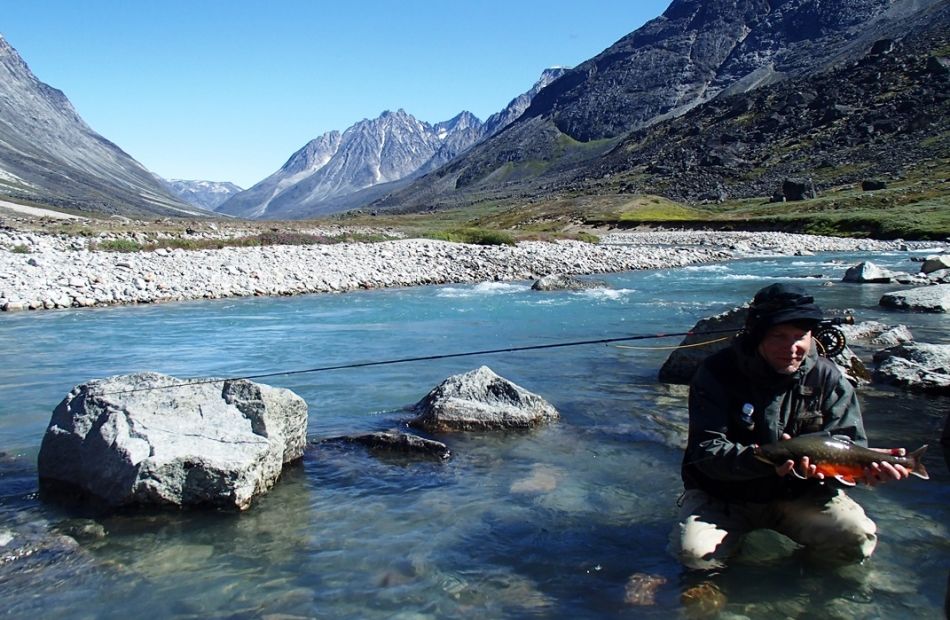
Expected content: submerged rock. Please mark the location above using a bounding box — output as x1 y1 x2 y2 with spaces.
329 430 451 459
531 274 609 291
409 366 559 432
37 372 308 510
873 343 950 394
624 572 668 606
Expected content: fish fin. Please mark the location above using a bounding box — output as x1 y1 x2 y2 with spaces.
909 445 929 480
830 434 855 444
833 474 856 487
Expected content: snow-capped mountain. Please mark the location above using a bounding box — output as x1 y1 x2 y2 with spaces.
160 178 244 211
216 109 480 219
217 68 570 220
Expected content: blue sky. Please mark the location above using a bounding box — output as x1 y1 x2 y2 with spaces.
3 1 670 188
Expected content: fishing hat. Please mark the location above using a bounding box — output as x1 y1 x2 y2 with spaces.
745 283 823 341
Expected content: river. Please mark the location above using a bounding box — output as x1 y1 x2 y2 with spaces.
1 248 947 618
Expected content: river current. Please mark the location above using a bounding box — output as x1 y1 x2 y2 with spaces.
1 248 947 618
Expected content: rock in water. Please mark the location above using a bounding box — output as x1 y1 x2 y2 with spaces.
332 430 451 459
37 372 308 510
842 261 894 283
624 572 668 606
879 284 950 313
409 366 559 432
531 274 610 291
873 343 950 394
658 306 746 385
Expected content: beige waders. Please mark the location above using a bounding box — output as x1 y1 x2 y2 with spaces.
671 487 877 570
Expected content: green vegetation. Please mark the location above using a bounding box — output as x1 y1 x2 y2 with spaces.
93 238 143 252
615 197 706 222
423 227 515 246
11 244 31 254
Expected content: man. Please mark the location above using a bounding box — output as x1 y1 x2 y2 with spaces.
672 283 908 570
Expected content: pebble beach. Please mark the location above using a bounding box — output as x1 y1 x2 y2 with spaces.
0 224 923 312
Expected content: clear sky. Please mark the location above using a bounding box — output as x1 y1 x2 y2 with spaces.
3 1 671 188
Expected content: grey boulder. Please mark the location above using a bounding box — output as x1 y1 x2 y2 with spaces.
38 372 308 510
879 284 950 313
409 366 559 432
842 261 894 283
873 343 950 394
920 254 950 274
657 306 746 385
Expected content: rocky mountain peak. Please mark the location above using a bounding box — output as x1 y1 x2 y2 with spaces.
217 65 569 219
280 131 342 175
523 0 941 141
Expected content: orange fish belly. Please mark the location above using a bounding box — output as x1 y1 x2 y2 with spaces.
815 462 866 482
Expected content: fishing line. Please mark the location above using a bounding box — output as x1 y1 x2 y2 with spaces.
613 336 732 351
101 327 742 396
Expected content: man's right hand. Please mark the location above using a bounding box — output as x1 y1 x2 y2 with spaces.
774 455 823 479
773 434 823 479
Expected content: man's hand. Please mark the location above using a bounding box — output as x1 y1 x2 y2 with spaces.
864 448 910 486
774 455 824 479
773 434 824 479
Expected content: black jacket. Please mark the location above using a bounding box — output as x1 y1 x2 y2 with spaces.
681 336 867 503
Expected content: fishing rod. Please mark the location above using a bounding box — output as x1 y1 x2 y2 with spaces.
102 318 855 395
102 327 745 395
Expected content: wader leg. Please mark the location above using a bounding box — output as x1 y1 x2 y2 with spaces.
769 487 877 564
671 489 760 570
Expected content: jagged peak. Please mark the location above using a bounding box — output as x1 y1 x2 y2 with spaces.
280 130 342 173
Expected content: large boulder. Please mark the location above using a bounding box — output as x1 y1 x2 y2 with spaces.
409 366 559 432
657 307 746 384
879 284 950 313
839 320 913 348
780 178 817 201
38 372 308 510
873 343 950 394
842 261 894 283
920 254 950 275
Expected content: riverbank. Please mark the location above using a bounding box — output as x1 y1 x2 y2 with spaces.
0 224 928 312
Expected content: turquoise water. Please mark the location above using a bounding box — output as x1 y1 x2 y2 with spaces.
1 250 947 618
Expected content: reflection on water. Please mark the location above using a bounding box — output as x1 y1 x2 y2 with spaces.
0 250 947 618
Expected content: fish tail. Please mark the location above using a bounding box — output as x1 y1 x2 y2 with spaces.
908 445 929 480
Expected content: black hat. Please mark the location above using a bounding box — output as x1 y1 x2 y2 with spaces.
745 283 823 341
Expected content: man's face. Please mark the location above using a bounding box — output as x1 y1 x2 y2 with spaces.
757 323 813 374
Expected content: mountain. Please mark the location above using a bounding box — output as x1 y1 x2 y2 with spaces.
217 68 570 220
160 178 244 211
374 0 948 213
574 10 950 205
481 67 568 137
215 109 478 219
0 35 208 218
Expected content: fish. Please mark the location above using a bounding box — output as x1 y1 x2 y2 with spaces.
753 434 929 486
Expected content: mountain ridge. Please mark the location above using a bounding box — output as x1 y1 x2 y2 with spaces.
371 0 948 214
216 68 568 219
0 34 209 218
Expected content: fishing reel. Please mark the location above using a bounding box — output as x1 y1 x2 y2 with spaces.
814 315 854 358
